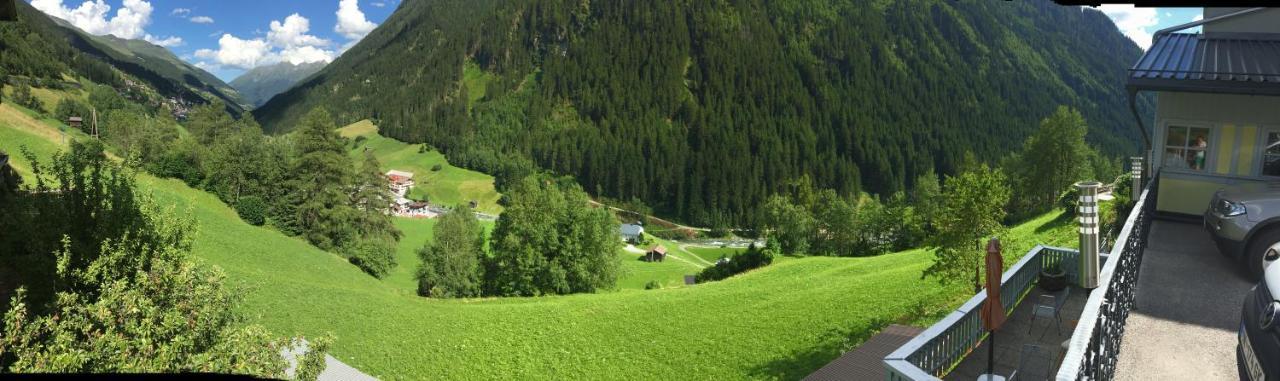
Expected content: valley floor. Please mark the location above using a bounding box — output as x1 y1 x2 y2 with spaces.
0 104 1081 380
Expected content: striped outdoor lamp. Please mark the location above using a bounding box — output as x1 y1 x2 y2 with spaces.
1077 181 1101 289
1130 156 1144 200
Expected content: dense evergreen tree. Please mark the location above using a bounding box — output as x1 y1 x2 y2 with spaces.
288 108 358 252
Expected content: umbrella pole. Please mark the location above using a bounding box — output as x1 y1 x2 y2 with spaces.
987 329 995 377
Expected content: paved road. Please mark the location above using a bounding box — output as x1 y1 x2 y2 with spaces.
280 339 378 381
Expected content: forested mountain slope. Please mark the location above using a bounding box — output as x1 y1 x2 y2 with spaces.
256 0 1152 226
231 61 326 107
13 1 249 114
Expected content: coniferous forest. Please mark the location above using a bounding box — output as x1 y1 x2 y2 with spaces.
259 0 1152 227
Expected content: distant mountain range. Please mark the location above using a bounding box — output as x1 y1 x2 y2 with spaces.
230 61 326 108
14 0 249 115
258 0 1153 225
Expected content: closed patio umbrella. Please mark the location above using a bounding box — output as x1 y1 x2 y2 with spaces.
979 238 1006 380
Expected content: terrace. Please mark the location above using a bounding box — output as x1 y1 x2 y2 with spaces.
883 173 1256 380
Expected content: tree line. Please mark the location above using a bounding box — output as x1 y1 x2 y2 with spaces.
417 175 621 298
759 106 1123 289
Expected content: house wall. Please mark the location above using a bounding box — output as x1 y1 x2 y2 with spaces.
1203 8 1280 35
1153 91 1280 215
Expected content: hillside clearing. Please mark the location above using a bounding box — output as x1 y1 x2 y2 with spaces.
338 120 503 214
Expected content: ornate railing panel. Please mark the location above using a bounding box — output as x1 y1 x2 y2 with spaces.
1055 173 1158 381
884 245 1081 380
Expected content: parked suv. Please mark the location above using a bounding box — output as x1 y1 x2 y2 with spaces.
1205 183 1280 280
1239 259 1279 381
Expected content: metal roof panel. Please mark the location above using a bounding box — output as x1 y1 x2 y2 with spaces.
1129 33 1280 94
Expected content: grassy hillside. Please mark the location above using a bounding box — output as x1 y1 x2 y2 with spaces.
339 120 503 214
2 105 1083 380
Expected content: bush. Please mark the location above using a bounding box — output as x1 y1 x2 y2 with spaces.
235 196 268 226
431 163 443 172
347 238 397 279
694 244 776 283
706 226 731 238
1057 186 1079 213
644 280 661 290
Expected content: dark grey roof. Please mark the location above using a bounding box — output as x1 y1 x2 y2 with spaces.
619 224 643 236
1128 33 1280 96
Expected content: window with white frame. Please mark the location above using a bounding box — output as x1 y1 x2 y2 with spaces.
1163 125 1211 171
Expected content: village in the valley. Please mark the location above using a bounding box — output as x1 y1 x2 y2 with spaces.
384 169 495 221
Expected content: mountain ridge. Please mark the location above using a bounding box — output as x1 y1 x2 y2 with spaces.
230 61 327 108
256 0 1154 226
17 1 250 115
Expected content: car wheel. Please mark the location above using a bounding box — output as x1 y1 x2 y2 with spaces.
1244 228 1280 281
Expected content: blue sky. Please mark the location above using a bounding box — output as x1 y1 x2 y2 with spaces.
1095 6 1206 49
29 0 399 81
27 2 1206 82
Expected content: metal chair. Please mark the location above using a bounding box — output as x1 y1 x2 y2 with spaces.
1028 287 1070 336
1007 344 1055 381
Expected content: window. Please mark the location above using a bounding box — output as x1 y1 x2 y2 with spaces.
1163 125 1211 171
1263 131 1280 177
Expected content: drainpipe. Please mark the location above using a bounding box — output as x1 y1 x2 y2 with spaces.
1127 89 1154 185
1077 181 1101 289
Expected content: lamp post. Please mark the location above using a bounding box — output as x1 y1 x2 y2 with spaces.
1077 181 1101 289
1130 156 1144 199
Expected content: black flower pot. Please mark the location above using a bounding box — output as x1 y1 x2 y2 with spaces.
1039 270 1067 292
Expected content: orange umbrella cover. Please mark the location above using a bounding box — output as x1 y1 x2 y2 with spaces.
981 238 1007 331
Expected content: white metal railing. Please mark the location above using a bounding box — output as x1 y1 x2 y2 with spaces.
884 245 1081 380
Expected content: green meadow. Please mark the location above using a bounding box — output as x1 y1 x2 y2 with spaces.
1 106 1084 380
339 120 503 214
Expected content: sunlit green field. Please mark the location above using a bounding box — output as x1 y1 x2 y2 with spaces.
2 105 1084 380
339 120 503 214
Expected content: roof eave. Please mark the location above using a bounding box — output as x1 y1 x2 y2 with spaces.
1127 77 1280 97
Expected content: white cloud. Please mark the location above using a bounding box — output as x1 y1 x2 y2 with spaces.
1098 5 1159 50
1193 15 1203 22
196 34 275 70
371 2 385 7
269 14 330 48
335 0 377 40
144 34 182 47
193 61 220 72
190 15 214 24
171 7 190 17
31 0 155 40
280 45 334 65
194 13 339 70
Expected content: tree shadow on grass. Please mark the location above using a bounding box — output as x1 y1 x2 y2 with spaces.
747 316 896 380
746 298 953 379
1033 210 1074 234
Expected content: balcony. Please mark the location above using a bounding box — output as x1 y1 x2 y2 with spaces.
885 174 1259 380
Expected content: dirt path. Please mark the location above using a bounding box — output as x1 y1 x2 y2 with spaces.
676 244 717 267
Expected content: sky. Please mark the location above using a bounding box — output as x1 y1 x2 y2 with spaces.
1095 6 1205 50
27 0 399 81
26 2 1207 82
